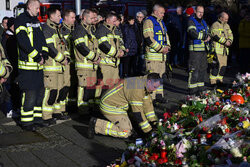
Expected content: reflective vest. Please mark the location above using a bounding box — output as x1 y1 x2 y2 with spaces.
146 16 168 61
189 16 208 52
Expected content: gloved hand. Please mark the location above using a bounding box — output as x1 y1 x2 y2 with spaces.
41 51 49 60
150 121 158 130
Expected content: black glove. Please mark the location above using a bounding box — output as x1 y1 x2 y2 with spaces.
41 51 49 60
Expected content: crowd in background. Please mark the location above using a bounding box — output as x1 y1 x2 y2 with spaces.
0 3 249 125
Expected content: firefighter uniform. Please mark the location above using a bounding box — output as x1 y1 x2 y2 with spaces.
15 11 48 126
0 44 12 92
210 20 233 84
61 22 75 107
95 22 121 90
143 14 171 99
71 22 99 113
94 76 157 138
187 16 209 94
42 19 70 120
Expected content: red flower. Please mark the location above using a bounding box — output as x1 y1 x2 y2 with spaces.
225 128 230 133
205 105 209 111
149 153 159 161
198 115 203 122
190 112 195 116
221 118 227 125
157 158 168 164
215 102 220 106
175 159 182 165
163 112 171 121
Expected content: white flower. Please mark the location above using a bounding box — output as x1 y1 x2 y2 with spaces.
181 104 188 108
222 104 231 111
202 99 207 104
230 148 242 158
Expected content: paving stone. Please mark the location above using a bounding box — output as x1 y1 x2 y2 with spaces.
56 145 101 167
0 152 17 167
32 148 79 167
7 151 47 167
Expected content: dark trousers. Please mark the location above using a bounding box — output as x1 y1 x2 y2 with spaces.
188 51 208 94
239 48 250 74
20 88 45 125
121 56 137 78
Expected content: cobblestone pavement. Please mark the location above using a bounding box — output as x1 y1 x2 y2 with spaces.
0 67 238 167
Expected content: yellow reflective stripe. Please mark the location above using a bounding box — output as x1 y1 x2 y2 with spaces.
100 103 127 114
15 26 28 34
75 62 97 69
28 49 38 58
18 65 43 70
217 75 223 79
21 117 34 122
151 42 160 50
64 34 69 39
145 111 156 119
219 37 226 43
188 71 198 88
21 110 34 116
102 83 124 100
0 63 6 76
55 52 64 62
107 46 116 56
34 107 42 111
42 89 53 112
54 103 61 109
42 46 49 52
198 32 203 39
143 28 153 33
145 53 166 61
64 51 70 56
187 26 196 31
197 82 204 87
143 96 149 100
129 101 143 106
105 122 114 135
86 51 95 60
139 120 150 129
74 37 87 45
98 36 108 44
46 37 54 44
43 66 62 71
210 75 217 79
33 113 42 117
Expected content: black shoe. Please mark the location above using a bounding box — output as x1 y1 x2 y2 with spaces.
34 122 46 128
87 117 97 139
53 113 70 120
22 124 36 131
43 118 56 127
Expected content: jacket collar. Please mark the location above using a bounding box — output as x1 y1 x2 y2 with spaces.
81 21 91 31
62 22 74 31
104 22 116 31
218 19 226 25
152 14 162 22
47 19 60 30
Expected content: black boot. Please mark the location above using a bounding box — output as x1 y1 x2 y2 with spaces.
43 118 56 127
53 112 70 120
22 124 36 131
87 117 97 139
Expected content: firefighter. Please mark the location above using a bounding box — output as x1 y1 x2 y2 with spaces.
95 12 124 94
71 9 100 114
42 7 70 126
210 12 233 86
187 5 211 95
14 0 48 131
61 9 76 109
143 4 171 102
87 73 160 139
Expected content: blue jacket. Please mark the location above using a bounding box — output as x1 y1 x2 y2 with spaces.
122 24 138 56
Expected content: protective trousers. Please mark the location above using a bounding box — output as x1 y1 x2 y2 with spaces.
210 53 227 84
188 51 208 94
42 73 64 120
95 114 132 138
95 65 120 98
77 70 97 114
20 88 44 125
146 61 165 99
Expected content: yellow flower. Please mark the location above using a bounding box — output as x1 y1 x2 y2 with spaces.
243 120 250 129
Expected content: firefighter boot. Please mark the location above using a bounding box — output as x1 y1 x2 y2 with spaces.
87 117 97 139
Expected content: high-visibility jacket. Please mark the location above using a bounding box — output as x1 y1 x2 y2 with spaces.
143 14 170 62
95 22 120 67
71 22 99 72
15 11 48 71
187 16 209 52
211 20 233 55
42 19 70 73
100 76 157 133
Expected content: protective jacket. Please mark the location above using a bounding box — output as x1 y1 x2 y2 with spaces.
187 16 209 52
14 10 47 90
61 22 74 57
211 20 233 55
71 22 99 72
143 14 170 61
42 19 69 74
100 76 157 133
95 22 120 67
